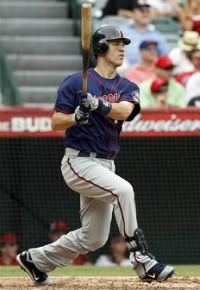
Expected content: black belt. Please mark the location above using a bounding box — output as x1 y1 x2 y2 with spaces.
77 151 116 160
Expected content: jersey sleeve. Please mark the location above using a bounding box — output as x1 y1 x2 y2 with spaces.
119 81 140 104
54 75 79 114
119 81 140 121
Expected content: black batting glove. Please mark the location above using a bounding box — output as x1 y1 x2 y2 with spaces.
73 106 89 124
78 91 90 112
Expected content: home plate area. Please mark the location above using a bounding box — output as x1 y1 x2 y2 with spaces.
0 277 200 290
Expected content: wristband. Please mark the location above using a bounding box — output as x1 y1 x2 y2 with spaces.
97 100 112 115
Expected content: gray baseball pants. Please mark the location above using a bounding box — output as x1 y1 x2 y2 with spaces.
29 148 138 272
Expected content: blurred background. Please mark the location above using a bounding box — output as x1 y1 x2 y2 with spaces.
0 0 199 267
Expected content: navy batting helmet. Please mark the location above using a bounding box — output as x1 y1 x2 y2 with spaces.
92 25 131 55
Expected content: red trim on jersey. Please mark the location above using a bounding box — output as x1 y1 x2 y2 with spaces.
67 157 128 238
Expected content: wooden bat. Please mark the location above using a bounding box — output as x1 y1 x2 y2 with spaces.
81 2 92 94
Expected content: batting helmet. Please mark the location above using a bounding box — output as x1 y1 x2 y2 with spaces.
92 25 131 55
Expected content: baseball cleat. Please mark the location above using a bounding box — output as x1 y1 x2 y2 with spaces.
130 251 175 283
16 251 53 286
141 263 175 283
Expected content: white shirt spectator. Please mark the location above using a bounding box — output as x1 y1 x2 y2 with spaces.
95 255 132 266
186 72 200 106
149 0 175 15
169 47 194 75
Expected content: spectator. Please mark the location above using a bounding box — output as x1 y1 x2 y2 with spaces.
149 0 182 18
176 43 200 86
95 236 131 266
0 233 19 266
140 55 186 108
121 0 168 65
169 30 199 75
186 40 200 106
150 78 169 107
49 220 70 243
125 40 158 84
178 0 200 33
49 220 91 265
102 0 137 19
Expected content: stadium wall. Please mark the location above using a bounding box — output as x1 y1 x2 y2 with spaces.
0 107 199 263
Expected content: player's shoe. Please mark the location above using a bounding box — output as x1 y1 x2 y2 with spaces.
130 251 175 283
16 251 53 286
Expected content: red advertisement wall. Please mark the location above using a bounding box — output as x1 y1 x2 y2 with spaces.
0 106 199 137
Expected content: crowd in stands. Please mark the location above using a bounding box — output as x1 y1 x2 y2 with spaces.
92 0 200 108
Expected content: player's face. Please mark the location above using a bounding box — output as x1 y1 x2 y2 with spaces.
105 40 125 67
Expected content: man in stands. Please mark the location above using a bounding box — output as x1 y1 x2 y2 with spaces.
121 0 168 65
126 40 158 84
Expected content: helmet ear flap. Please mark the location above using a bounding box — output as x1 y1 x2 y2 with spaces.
95 42 109 55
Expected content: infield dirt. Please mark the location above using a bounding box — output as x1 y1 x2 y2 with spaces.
0 277 200 290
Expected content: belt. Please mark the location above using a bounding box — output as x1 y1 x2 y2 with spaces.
65 148 116 160
77 151 116 160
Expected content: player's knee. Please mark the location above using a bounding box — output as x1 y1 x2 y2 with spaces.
118 182 134 199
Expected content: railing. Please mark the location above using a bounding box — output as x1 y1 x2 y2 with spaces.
0 47 21 105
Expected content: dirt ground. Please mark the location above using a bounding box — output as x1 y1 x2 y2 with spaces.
0 277 200 290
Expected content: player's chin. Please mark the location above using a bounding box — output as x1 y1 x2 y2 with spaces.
115 59 123 67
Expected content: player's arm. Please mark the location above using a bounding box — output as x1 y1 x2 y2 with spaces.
107 101 135 121
79 92 140 121
51 112 75 131
51 106 89 131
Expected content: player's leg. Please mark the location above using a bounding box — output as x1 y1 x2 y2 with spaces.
63 156 175 282
17 193 113 284
29 197 113 272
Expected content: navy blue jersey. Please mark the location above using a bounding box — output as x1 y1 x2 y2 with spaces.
54 68 139 155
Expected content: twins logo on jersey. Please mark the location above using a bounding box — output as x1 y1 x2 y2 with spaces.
99 93 121 103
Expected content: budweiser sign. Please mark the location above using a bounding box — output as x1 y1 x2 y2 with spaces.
122 112 200 136
0 106 199 137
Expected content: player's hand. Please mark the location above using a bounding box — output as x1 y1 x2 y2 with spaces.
73 106 89 124
78 91 99 111
78 90 112 115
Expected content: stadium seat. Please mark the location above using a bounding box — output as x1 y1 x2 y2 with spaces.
151 16 181 34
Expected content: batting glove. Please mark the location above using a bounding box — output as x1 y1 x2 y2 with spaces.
78 91 91 111
73 106 89 124
78 91 112 116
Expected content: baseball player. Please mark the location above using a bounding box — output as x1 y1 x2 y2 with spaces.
17 26 175 286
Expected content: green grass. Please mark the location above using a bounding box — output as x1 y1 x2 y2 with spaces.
0 265 200 277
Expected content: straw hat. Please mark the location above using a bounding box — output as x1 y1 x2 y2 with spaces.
179 31 199 52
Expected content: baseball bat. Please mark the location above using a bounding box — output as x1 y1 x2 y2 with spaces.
81 2 92 94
